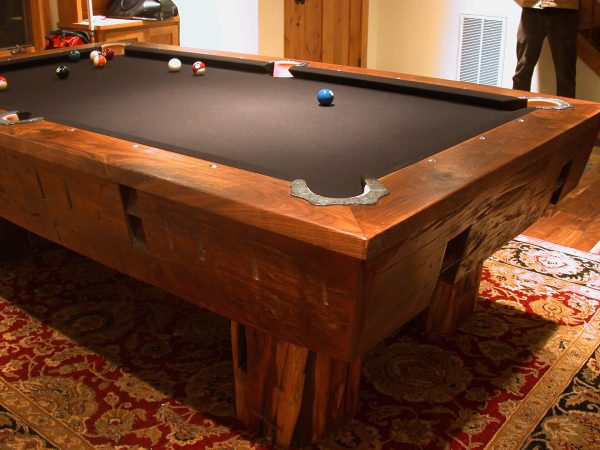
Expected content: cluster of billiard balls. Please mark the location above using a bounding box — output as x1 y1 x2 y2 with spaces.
167 58 207 76
54 48 116 80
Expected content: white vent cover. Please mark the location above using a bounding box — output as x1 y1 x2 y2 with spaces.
457 14 506 87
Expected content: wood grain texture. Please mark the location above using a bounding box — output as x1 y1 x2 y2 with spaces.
322 0 351 65
29 0 51 52
57 0 109 21
359 0 369 67
285 0 365 66
232 322 360 448
57 0 83 24
578 33 600 77
58 17 181 45
525 145 600 252
285 0 321 61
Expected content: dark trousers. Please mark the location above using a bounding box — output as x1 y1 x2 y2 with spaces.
512 8 578 98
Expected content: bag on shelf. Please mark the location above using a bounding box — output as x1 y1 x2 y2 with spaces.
45 30 90 49
106 0 179 20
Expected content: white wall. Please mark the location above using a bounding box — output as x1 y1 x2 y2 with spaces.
176 0 258 53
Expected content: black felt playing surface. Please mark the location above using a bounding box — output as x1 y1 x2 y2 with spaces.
0 49 531 198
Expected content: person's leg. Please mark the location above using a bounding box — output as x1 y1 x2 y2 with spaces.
546 9 578 98
513 8 546 92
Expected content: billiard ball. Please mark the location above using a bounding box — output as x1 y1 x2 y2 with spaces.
89 50 100 62
317 88 334 106
192 61 206 76
102 48 115 60
94 55 107 68
0 76 7 90
168 58 182 72
68 50 81 62
56 65 70 79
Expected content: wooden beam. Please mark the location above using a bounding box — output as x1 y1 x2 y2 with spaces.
29 0 51 52
578 33 600 77
232 321 361 448
57 0 83 24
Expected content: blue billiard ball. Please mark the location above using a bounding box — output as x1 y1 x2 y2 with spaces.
317 88 334 106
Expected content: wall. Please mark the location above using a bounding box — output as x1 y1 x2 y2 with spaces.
577 58 600 101
368 0 521 88
176 0 258 53
258 0 284 57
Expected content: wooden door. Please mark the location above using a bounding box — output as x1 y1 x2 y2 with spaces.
284 0 368 67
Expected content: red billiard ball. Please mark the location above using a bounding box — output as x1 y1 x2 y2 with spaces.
94 55 107 68
0 76 7 90
102 48 115 60
192 61 206 76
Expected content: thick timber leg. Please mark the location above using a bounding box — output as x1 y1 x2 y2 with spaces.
0 218 29 260
425 260 485 334
231 321 361 448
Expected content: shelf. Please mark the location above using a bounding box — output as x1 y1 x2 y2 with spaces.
59 16 180 45
56 0 180 45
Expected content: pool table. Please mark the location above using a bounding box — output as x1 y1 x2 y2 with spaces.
0 43 599 448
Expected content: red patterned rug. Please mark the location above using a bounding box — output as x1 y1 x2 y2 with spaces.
0 235 599 449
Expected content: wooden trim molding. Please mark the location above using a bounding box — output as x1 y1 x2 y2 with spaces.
578 33 600 76
29 0 51 52
0 0 49 53
57 0 83 24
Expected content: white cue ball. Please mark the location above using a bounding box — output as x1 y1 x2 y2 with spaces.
168 58 182 72
89 50 100 62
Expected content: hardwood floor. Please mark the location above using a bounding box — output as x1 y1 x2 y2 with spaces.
525 141 600 254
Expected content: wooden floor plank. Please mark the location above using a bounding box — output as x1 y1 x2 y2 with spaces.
525 145 600 252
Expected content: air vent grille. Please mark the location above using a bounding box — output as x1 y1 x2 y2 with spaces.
458 15 506 87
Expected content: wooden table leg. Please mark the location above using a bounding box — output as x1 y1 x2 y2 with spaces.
231 321 361 448
424 259 484 334
0 218 29 260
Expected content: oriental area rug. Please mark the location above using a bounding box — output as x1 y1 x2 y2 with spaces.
0 235 599 449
